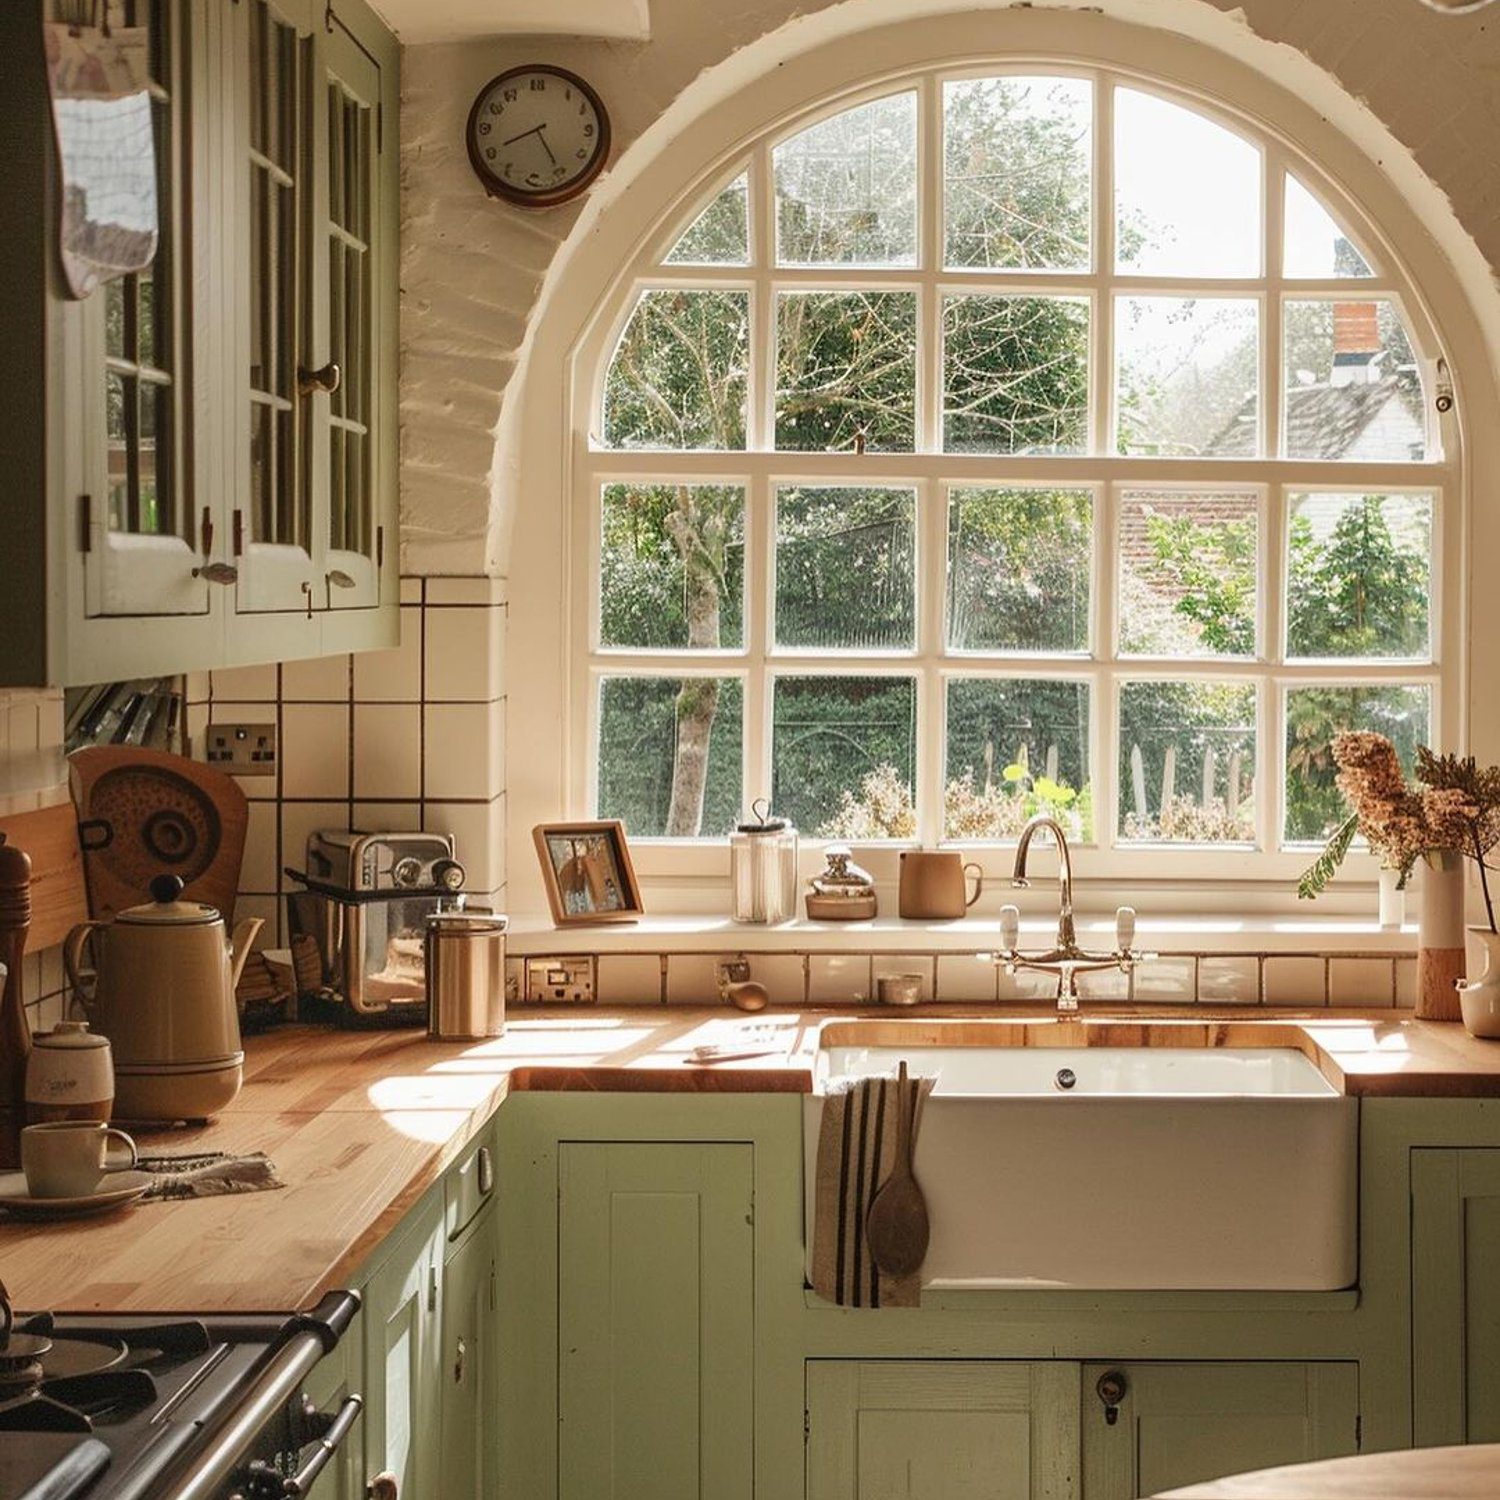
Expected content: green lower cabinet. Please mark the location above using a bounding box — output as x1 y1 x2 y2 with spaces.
557 1141 756 1500
299 1317 364 1500
361 1197 445 1499
1412 1147 1500 1445
806 1360 1080 1500
1080 1363 1359 1499
439 1217 499 1498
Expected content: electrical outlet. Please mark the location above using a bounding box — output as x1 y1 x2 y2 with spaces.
524 955 596 1003
203 722 278 776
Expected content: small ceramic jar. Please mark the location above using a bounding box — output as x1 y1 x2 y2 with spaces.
25 1021 115 1124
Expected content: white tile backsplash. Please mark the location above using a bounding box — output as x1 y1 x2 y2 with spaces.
424 606 503 702
426 577 505 607
871 954 934 1004
352 605 423 703
666 953 720 1004
935 953 998 1003
280 705 350 799
1197 955 1260 1004
745 953 805 1005
424 703 502 801
279 803 347 890
808 952 870 1004
1132 955 1197 1003
241 800 279 893
596 954 662 1005
425 798 505 892
1330 957 1395 1008
353 703 422 800
211 664 278 701
282 654 352 702
1264 956 1327 1006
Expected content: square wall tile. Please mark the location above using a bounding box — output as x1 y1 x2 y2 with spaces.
1197 955 1260 1004
1330 957 1395 1008
282 654 352 702
399 577 423 605
997 964 1058 1003
353 704 421 800
1132 956 1197 1003
746 953 805 1005
351 801 422 833
353 605 422 703
211 664 278 701
424 703 503 801
426 577 505 606
808 953 870 1004
424 798 505 892
241 801 279 893
935 953 997 1004
1077 966 1128 1003
1263 956 1327 1006
40 946 64 999
1395 958 1417 1008
280 803 348 891
666 954 720 1005
280 705 350 799
236 894 281 951
596 954 663 1005
872 954 934 1005
425 606 503 702
183 671 212 704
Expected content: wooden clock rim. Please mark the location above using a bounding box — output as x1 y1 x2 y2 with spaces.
466 64 612 209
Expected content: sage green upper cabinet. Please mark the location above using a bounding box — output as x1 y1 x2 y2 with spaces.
0 0 397 687
806 1361 1080 1500
558 1141 756 1500
1411 1148 1500 1446
1080 1363 1359 1500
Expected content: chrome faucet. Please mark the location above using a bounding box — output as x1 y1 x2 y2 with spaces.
996 814 1152 1014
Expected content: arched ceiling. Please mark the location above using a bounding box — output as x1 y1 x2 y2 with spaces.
370 0 650 42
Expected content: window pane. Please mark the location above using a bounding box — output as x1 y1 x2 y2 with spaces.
139 380 170 536
603 289 749 449
1118 681 1256 843
600 484 745 650
1115 88 1260 276
1116 296 1259 457
1284 684 1430 843
1118 489 1257 657
1286 492 1432 660
665 174 750 265
773 676 917 838
946 487 1091 653
105 370 130 530
1283 174 1372 278
774 93 917 266
1283 299 1426 461
943 294 1089 455
944 677 1092 841
943 76 1091 271
775 487 915 650
597 676 744 838
776 291 916 451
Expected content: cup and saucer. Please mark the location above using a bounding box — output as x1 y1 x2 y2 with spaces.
0 1121 153 1219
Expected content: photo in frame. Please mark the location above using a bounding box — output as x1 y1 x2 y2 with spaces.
532 821 644 926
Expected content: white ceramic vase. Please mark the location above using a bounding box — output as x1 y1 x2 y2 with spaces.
1458 926 1500 1040
1378 867 1405 929
1417 849 1466 1021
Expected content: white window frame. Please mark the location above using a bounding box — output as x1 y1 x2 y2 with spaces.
569 61 1458 887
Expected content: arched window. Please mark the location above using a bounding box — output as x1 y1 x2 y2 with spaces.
578 65 1450 873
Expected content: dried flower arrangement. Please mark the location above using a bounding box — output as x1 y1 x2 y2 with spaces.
1298 732 1500 932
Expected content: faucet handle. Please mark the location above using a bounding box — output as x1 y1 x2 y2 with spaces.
999 903 1020 952
1115 906 1136 952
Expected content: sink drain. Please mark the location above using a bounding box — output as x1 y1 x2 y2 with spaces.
1054 1067 1077 1091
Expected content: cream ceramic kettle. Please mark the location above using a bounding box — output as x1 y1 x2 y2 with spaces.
63 876 262 1122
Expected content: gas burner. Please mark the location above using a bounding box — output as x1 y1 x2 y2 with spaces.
0 1334 49 1399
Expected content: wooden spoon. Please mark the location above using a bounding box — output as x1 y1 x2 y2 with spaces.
866 1060 930 1278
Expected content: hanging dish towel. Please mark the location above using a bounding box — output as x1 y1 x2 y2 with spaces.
138 1150 285 1200
810 1071 935 1308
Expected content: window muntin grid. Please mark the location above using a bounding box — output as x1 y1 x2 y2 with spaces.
580 65 1449 861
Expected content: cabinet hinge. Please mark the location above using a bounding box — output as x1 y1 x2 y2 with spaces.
200 505 214 558
376 524 384 568
427 1263 438 1313
376 99 384 153
1354 1414 1362 1451
77 494 92 553
803 1409 810 1444
232 509 245 557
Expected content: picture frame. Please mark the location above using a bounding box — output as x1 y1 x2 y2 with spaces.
532 820 644 926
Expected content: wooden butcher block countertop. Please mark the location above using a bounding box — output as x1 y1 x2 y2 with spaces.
0 1005 1498 1315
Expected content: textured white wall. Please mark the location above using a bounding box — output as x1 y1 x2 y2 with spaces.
398 0 1500 578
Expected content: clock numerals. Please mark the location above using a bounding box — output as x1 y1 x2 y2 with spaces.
470 66 608 206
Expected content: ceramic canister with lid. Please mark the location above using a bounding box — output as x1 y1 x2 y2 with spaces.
25 1020 114 1124
729 800 799 924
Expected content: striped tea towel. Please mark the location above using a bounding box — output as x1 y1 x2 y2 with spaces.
810 1070 935 1308
137 1150 286 1200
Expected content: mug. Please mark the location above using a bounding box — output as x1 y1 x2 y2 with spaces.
20 1120 138 1199
898 851 984 920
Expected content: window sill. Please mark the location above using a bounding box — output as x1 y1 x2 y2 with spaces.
505 911 1419 956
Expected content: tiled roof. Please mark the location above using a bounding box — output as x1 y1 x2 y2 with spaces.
1205 374 1422 459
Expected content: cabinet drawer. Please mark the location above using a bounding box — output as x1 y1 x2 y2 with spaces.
444 1127 496 1243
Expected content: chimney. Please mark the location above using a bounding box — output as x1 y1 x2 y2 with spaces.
1330 301 1381 387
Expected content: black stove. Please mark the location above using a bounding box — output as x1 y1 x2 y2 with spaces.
0 1286 361 1500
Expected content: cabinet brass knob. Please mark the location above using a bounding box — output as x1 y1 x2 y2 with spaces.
367 1473 398 1500
298 360 342 396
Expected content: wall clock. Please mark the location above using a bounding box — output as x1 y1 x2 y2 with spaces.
466 65 610 208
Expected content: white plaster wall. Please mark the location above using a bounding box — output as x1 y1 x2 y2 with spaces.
398 0 1500 579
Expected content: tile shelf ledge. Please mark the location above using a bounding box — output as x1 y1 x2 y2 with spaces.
505 911 1421 957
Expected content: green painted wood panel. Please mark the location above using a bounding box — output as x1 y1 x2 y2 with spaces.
807 1361 1079 1500
558 1141 755 1500
1412 1147 1500 1446
439 1223 497 1499
1081 1362 1358 1500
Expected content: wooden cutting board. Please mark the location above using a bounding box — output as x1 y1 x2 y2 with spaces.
69 747 248 923
0 802 90 951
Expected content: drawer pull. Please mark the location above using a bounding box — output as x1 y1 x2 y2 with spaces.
477 1146 494 1197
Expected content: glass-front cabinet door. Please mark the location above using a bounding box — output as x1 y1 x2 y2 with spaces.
319 23 383 611
86 0 208 620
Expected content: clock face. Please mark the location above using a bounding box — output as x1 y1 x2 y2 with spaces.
466 67 610 208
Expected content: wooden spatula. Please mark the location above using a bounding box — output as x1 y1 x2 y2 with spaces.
866 1060 930 1279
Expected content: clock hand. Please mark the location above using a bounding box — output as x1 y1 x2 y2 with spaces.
535 125 558 165
502 124 545 147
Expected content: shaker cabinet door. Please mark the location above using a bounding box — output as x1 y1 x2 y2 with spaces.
806 1361 1080 1500
438 1224 499 1499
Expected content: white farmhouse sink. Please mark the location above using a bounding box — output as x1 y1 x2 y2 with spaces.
804 1036 1357 1291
